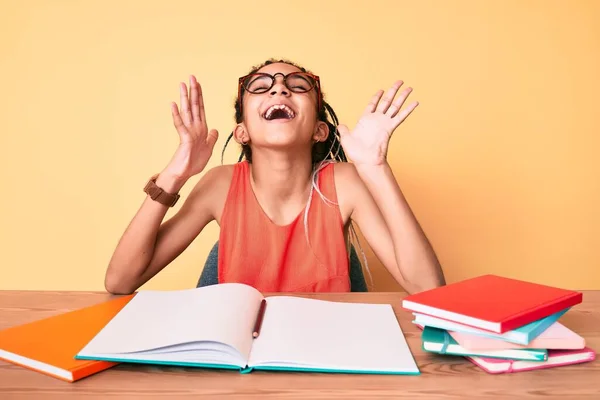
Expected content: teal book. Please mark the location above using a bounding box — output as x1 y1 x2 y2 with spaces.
76 283 420 375
422 326 548 361
413 307 569 345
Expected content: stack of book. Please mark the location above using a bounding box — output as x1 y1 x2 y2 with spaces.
402 274 596 373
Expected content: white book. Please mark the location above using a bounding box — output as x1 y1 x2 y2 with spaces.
76 283 419 375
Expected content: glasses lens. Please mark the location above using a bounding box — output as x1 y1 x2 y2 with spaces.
286 73 315 93
243 75 272 93
242 73 317 94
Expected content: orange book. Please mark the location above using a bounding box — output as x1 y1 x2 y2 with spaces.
0 294 134 382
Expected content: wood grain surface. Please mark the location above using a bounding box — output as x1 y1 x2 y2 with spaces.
0 290 598 399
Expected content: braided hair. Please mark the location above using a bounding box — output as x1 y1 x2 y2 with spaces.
220 58 373 289
220 58 347 165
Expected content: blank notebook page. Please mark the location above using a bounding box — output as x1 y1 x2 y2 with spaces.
78 284 263 360
248 296 419 373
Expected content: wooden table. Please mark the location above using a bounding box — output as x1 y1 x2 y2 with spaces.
0 291 598 399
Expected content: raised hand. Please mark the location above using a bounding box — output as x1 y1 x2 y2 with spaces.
338 81 418 167
162 75 219 180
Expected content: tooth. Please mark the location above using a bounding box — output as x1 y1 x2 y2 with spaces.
263 104 296 120
266 106 274 119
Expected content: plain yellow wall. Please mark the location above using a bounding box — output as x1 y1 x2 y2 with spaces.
1 0 598 292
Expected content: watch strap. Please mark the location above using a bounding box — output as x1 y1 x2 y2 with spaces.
143 175 180 207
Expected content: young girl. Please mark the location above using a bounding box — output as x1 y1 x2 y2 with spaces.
104 59 446 295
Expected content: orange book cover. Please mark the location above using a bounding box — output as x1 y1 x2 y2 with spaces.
0 294 135 382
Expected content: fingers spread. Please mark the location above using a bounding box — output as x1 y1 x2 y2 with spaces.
190 75 201 122
197 79 206 122
387 87 413 118
180 82 192 126
171 102 188 140
363 90 384 115
376 81 403 114
391 101 419 128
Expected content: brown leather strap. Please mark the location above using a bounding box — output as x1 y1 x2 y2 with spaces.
143 176 180 207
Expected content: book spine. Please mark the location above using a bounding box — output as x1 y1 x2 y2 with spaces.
537 350 548 361
240 366 253 374
440 331 450 354
500 293 582 332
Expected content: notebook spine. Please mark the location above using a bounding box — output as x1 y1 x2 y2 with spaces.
440 332 450 354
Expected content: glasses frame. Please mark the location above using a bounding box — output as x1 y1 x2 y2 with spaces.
237 71 322 116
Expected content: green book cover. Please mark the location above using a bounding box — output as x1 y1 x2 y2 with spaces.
422 326 547 361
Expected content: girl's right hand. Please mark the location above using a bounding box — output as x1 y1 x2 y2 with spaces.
162 75 219 182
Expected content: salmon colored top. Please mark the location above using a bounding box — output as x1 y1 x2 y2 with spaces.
218 160 351 292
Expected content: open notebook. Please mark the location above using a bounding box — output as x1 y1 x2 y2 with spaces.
76 283 419 375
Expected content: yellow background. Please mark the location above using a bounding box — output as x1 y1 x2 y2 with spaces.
1 0 598 292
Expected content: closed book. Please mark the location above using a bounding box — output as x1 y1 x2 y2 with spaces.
413 307 568 345
467 347 595 373
450 321 586 350
0 294 134 382
422 326 548 361
402 274 582 333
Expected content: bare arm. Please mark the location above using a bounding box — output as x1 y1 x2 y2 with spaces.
104 170 218 294
105 74 219 294
339 163 445 294
338 80 446 294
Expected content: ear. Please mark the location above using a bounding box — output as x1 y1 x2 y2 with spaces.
312 121 329 143
233 123 249 145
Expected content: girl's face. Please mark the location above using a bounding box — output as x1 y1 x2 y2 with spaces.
235 62 328 151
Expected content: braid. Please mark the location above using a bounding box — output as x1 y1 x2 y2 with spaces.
312 101 347 164
220 58 373 290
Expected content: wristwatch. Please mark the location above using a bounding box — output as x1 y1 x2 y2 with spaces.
143 175 180 207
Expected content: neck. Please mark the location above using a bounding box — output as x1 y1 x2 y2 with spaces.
248 147 314 203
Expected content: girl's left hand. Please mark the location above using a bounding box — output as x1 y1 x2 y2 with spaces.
338 81 418 167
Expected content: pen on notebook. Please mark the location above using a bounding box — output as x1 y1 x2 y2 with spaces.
252 299 267 338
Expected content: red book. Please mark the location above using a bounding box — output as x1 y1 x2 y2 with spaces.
402 275 582 333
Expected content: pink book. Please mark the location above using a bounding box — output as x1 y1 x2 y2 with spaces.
467 347 595 374
450 322 586 350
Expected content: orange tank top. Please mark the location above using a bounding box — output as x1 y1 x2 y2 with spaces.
218 161 351 292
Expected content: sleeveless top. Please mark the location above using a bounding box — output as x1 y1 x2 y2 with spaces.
218 161 351 292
